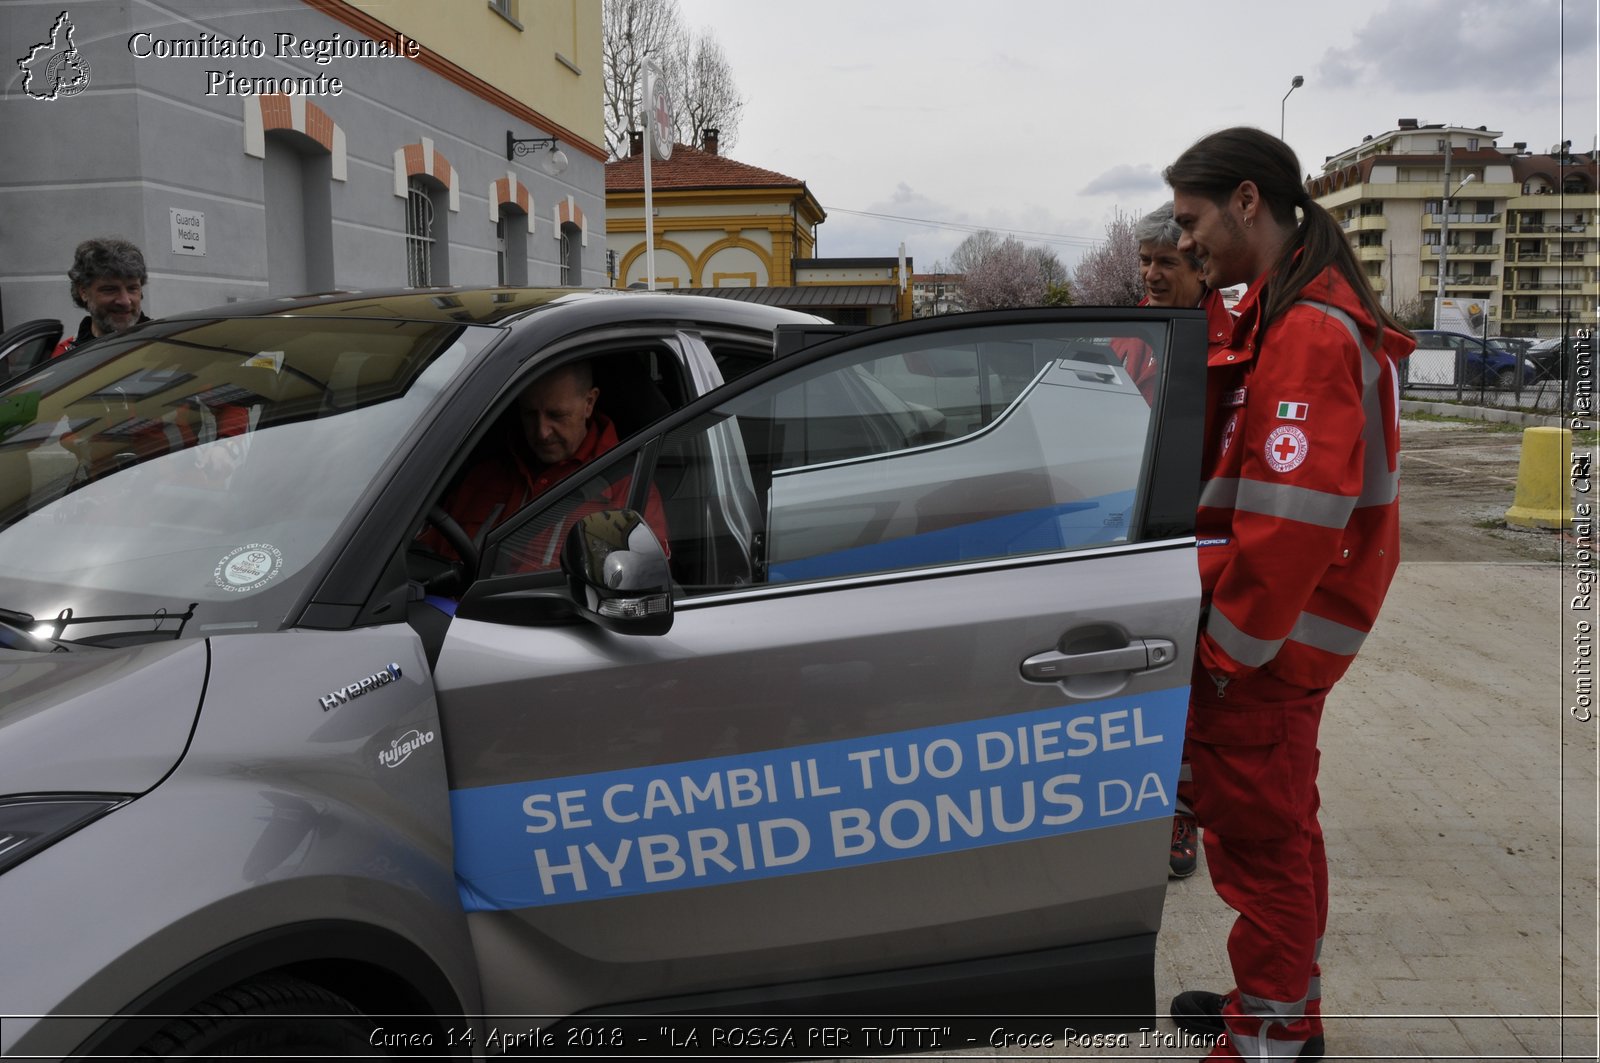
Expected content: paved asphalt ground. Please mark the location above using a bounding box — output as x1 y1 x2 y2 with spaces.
853 412 1598 1062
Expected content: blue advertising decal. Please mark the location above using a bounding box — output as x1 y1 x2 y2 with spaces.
451 687 1187 911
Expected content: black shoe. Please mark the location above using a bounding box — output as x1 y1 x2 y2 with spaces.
1169 813 1199 878
1170 990 1325 1061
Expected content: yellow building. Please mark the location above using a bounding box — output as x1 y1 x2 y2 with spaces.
606 132 912 323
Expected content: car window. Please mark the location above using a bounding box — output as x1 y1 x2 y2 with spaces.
424 342 690 584
635 323 1161 595
0 317 485 640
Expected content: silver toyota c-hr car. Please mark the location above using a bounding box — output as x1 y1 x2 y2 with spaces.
0 288 1207 1057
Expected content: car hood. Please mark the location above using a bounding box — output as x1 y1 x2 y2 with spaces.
0 640 209 795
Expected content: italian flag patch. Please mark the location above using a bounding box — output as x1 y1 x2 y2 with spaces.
1276 401 1309 421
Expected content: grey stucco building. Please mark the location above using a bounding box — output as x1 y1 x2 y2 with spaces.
2 0 607 331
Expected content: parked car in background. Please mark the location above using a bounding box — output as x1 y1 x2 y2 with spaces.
1487 336 1534 359
1525 335 1576 382
1409 329 1535 387
0 288 1209 1056
0 319 62 385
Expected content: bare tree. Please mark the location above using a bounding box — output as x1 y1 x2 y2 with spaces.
662 29 744 151
603 0 744 158
949 230 1069 310
602 0 684 159
1071 210 1144 306
1391 296 1432 331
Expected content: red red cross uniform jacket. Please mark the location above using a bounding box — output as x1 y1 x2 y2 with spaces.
1196 267 1413 690
428 412 668 572
1110 290 1234 404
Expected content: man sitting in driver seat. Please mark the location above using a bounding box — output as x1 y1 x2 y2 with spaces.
425 360 667 573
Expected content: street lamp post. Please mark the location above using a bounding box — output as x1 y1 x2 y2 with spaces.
1280 75 1304 139
1435 171 1476 329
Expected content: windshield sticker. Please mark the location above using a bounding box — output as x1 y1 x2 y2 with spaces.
242 350 284 373
449 686 1187 911
213 543 283 593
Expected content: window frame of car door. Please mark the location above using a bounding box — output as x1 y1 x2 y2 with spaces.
457 307 1209 624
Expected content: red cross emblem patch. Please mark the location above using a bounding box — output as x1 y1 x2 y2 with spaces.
1265 425 1309 473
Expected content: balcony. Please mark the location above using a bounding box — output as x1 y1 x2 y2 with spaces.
1423 212 1502 227
1502 307 1577 320
1355 245 1387 261
1421 275 1500 291
1505 250 1594 264
1506 221 1594 235
1366 275 1385 293
1503 278 1575 292
1426 244 1501 258
1340 214 1388 232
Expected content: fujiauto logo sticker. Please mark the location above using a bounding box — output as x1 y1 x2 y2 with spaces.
379 728 435 769
449 687 1187 911
214 543 283 593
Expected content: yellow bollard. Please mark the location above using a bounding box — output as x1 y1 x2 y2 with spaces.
1504 426 1574 529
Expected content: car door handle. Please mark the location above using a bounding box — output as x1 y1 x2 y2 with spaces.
1021 639 1178 680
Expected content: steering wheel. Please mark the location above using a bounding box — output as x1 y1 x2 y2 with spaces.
424 505 480 589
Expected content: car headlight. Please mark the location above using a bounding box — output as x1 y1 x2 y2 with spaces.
0 795 131 875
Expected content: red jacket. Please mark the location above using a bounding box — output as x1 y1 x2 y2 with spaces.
1111 289 1233 403
429 412 668 573
1196 267 1413 690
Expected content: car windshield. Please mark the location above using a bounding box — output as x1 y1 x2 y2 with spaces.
0 316 492 644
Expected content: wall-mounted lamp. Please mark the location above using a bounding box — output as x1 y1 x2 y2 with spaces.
506 131 569 176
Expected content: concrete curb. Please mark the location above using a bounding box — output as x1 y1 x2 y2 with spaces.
1399 398 1566 428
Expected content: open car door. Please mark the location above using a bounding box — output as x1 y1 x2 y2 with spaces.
435 307 1208 1033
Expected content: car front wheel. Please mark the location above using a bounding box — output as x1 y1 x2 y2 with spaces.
134 975 385 1057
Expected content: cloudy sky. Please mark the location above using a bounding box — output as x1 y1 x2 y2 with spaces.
674 0 1598 271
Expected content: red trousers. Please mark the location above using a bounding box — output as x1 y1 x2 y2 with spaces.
1187 667 1329 1062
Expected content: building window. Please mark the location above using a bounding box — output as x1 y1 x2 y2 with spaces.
487 0 521 27
560 221 582 284
263 130 334 296
498 209 528 286
405 178 434 286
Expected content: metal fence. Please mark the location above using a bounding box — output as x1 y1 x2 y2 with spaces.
1400 349 1573 410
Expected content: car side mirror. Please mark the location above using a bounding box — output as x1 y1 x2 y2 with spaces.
561 509 672 636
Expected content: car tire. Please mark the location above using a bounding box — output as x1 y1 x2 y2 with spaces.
1494 368 1516 388
133 974 384 1057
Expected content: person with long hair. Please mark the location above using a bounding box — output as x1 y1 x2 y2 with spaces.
1163 127 1414 1062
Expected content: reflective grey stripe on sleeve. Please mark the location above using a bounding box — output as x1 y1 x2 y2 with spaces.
1289 610 1369 656
1298 300 1399 508
1210 606 1368 665
1207 606 1285 667
1201 477 1358 528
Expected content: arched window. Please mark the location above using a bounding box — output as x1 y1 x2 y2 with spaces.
264 130 334 296
498 207 529 286
406 176 439 287
560 221 582 285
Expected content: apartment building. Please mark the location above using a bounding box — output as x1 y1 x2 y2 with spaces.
1308 119 1598 338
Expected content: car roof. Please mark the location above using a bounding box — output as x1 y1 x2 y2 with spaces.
156 287 828 330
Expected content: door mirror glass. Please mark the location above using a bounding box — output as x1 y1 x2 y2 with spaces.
561 508 673 635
